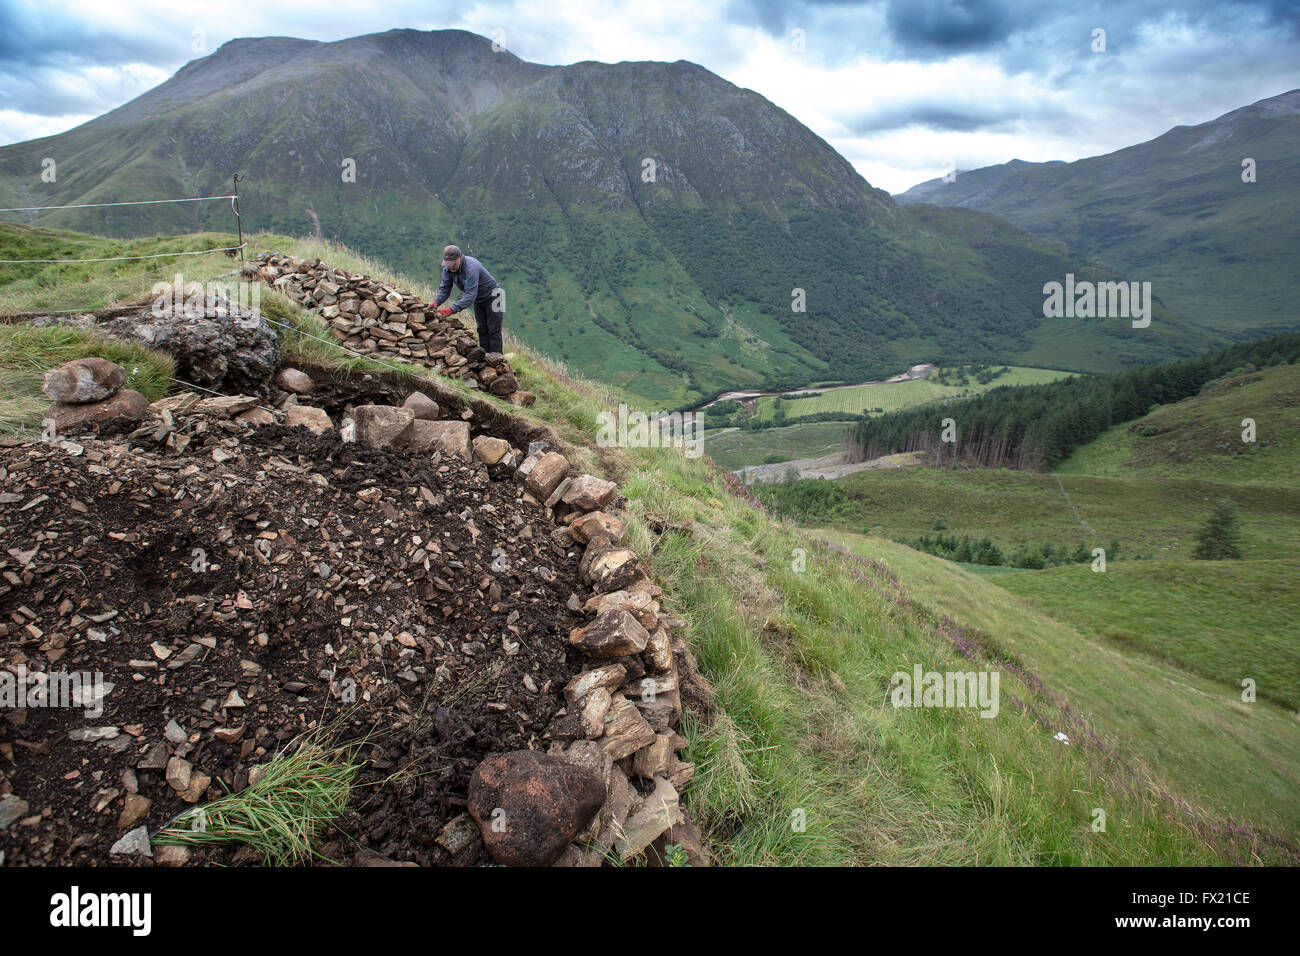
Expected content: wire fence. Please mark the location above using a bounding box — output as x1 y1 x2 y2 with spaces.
0 189 245 265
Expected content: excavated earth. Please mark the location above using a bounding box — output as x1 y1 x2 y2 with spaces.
0 402 593 865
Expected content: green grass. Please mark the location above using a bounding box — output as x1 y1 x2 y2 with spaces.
703 420 852 471
993 559 1300 711
826 466 1300 561
753 365 1073 422
820 530 1300 848
1058 363 1300 484
0 222 245 314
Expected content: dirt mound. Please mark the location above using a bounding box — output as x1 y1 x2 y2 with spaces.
0 413 588 865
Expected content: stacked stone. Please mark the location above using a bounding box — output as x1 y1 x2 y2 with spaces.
463 446 712 867
340 411 713 865
41 358 151 431
243 253 535 407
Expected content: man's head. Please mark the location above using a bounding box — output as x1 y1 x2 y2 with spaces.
442 245 463 272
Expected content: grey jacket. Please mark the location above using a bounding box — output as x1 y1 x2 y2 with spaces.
434 255 500 312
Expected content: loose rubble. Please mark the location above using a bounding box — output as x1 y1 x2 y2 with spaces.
2 349 710 867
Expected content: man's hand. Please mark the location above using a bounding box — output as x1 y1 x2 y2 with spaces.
436 305 454 317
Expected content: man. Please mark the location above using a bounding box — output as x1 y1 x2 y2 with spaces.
432 244 504 354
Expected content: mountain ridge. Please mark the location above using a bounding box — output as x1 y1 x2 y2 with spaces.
895 89 1300 334
0 29 1225 404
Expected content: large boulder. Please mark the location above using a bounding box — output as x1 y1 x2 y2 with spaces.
400 420 471 460
50 389 150 431
97 297 279 391
523 451 569 500
467 750 605 866
42 358 125 404
353 405 414 448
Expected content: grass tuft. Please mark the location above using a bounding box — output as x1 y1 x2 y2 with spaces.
153 733 363 866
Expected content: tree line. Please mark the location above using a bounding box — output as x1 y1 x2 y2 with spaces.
845 332 1300 471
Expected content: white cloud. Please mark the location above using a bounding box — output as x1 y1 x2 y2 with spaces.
1 0 1295 194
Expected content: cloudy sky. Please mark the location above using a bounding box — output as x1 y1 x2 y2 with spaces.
1 0 1296 193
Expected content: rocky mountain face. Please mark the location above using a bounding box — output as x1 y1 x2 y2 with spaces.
0 29 1223 404
896 90 1300 335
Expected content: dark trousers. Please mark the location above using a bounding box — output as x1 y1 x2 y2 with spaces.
473 298 504 354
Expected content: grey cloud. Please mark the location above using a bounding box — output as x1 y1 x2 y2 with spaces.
843 97 1078 135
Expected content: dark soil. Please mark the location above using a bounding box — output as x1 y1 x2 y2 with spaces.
0 409 589 866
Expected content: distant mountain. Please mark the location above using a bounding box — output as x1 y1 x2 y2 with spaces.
0 29 1224 405
896 90 1300 335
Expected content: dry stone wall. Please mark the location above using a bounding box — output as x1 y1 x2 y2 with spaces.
243 254 535 407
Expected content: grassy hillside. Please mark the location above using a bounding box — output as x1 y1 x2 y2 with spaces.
703 421 851 471
821 532 1300 847
823 467 1300 561
3 226 1293 864
748 365 1073 423
1058 363 1300 484
993 559 1300 711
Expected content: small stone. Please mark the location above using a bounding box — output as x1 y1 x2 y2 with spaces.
471 435 511 465
154 844 192 866
561 475 618 512
51 389 150 430
352 847 418 867
353 405 415 447
235 407 276 426
434 813 480 856
598 695 657 760
285 405 333 434
523 452 569 500
402 391 440 420
110 825 153 858
165 756 192 793
0 795 29 828
42 357 125 404
569 609 649 658
400 420 471 459
615 776 683 862
563 664 627 704
118 793 152 829
569 511 627 545
275 367 315 394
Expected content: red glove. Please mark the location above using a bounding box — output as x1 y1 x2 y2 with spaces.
436 305 454 317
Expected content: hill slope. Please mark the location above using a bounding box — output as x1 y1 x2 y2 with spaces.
1057 362 1300 483
1 226 1293 864
0 30 1221 405
896 89 1300 334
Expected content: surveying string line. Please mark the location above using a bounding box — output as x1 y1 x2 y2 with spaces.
169 377 278 417
0 243 246 264
0 195 237 213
